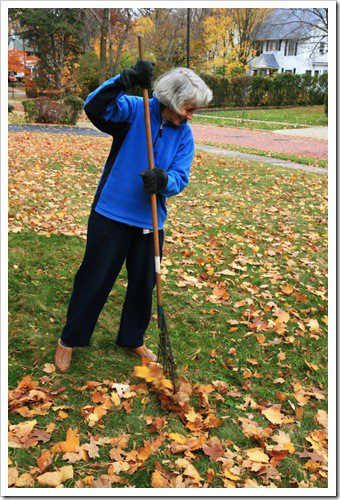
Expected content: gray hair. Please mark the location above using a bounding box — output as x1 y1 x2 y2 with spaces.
153 67 213 114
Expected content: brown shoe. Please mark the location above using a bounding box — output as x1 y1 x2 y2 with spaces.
132 344 157 362
54 339 73 373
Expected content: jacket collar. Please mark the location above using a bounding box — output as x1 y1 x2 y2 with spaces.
151 93 187 128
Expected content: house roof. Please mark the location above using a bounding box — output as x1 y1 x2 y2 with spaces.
252 8 324 41
250 54 279 69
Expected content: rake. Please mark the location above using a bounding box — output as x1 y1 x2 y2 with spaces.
138 34 179 392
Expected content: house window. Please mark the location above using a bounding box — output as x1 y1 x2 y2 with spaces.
319 42 325 54
314 70 320 76
305 70 312 75
275 40 282 51
293 68 296 74
286 41 296 56
267 40 276 51
281 68 285 73
323 70 328 74
285 70 293 74
266 41 269 51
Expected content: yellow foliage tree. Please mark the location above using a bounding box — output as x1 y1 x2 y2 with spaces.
203 8 272 75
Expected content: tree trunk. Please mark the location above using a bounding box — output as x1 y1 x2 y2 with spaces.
99 8 110 84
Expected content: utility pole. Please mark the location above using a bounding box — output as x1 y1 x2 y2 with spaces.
186 8 191 68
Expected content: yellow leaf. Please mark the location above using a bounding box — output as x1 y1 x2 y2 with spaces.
111 391 121 406
262 407 283 425
133 365 153 382
307 319 320 332
305 361 319 371
58 411 69 419
59 465 74 481
168 433 187 444
183 464 203 483
43 363 56 373
246 447 270 463
185 409 200 422
151 469 168 488
51 427 79 453
224 469 240 480
37 471 63 487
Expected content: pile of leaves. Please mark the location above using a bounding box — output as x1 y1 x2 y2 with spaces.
8 359 328 489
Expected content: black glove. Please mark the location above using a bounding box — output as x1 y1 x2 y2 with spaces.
121 59 155 90
140 168 168 195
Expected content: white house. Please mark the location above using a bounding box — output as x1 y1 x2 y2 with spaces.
249 9 328 76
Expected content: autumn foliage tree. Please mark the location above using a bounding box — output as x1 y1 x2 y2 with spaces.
203 8 272 75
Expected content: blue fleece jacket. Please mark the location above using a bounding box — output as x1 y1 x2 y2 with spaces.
83 74 195 230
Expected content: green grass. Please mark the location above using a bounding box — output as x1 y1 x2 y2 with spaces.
201 141 328 169
194 106 328 129
8 134 328 488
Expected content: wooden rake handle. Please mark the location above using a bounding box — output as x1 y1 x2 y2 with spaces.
138 34 163 307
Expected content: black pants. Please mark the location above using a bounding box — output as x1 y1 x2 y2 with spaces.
61 210 164 348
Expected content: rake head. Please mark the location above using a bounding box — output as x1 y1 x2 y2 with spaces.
156 305 179 392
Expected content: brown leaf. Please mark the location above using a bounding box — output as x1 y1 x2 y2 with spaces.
36 449 53 472
15 473 35 487
202 436 224 461
83 436 100 458
315 409 327 429
8 467 19 487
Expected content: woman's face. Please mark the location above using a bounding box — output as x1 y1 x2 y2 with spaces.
162 103 196 126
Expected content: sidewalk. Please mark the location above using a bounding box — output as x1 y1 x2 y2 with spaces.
189 123 328 161
273 126 328 140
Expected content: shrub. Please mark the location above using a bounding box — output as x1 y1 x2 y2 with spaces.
34 97 65 124
62 94 84 124
8 104 14 113
22 100 37 122
324 92 328 115
23 95 84 125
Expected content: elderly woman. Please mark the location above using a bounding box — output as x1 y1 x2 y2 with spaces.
54 60 212 373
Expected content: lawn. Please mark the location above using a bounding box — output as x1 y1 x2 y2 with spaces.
193 106 327 130
201 141 328 169
8 132 328 489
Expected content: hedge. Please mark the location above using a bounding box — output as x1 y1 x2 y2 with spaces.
197 72 327 108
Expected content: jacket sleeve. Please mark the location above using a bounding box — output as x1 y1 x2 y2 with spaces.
161 129 195 198
83 74 138 135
